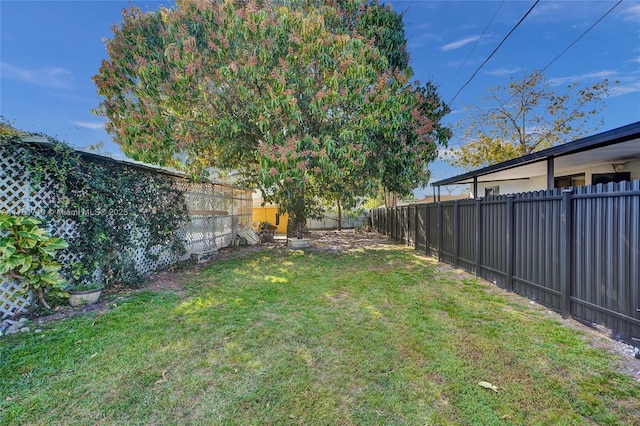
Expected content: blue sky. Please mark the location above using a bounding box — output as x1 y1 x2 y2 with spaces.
2 1 639 196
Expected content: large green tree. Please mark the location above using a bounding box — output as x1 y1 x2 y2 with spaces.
94 0 446 236
449 70 612 170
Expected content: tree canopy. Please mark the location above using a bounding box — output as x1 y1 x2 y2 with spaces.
94 0 448 235
449 70 612 170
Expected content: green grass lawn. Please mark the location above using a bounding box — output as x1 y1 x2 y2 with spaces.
1 244 639 425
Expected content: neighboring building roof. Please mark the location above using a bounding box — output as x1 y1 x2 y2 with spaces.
432 121 640 187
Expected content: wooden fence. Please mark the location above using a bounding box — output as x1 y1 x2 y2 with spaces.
371 180 640 343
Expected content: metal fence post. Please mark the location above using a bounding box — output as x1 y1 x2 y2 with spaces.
560 189 573 319
386 207 390 236
475 198 482 277
405 206 409 245
425 204 430 255
438 202 443 262
407 206 411 246
454 201 460 268
391 208 395 240
395 208 398 241
506 195 514 292
414 205 418 250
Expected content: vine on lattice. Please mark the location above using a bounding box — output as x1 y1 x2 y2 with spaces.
0 131 189 290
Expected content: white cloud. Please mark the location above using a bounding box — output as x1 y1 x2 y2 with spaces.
547 70 618 86
407 31 442 51
530 1 563 17
72 121 105 130
622 4 640 22
609 80 640 97
547 69 639 98
0 62 73 90
485 67 524 76
440 35 480 52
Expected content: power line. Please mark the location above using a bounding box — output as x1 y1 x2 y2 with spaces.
502 0 623 114
538 0 622 74
444 0 505 93
448 0 539 105
532 0 624 145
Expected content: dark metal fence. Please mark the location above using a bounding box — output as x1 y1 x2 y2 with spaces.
371 180 640 342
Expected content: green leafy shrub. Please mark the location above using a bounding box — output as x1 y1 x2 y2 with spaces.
0 213 69 309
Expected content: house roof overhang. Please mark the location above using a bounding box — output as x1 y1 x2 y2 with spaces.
432 121 640 187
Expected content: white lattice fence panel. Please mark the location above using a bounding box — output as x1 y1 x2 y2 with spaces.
0 148 29 215
0 145 54 317
186 215 219 253
0 145 83 316
48 217 83 270
1 280 33 319
1 143 253 317
125 226 186 278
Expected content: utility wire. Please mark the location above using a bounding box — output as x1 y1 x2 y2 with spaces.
444 0 505 93
452 0 622 108
448 0 539 105
538 0 622 74
502 0 623 142
531 0 623 145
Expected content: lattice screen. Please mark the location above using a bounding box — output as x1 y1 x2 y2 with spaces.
1 146 42 317
0 143 253 318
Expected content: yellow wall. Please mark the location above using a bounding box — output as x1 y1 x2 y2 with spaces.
252 206 288 234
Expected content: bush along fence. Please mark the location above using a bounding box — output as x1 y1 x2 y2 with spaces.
0 135 252 318
370 180 640 344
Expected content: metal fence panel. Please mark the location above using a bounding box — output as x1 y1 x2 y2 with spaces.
572 180 640 338
401 207 408 244
415 204 427 252
407 205 415 247
367 179 640 342
458 200 477 272
427 204 439 256
512 190 563 308
479 197 508 287
440 202 455 264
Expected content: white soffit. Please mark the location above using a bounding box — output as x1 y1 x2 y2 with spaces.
473 138 640 183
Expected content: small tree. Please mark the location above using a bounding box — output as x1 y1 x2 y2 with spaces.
449 70 613 170
0 214 69 310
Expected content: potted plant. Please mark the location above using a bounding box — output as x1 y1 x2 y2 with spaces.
66 281 103 307
0 213 69 310
259 221 277 242
65 262 103 307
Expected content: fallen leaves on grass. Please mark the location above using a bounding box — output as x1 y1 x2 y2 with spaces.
154 369 168 384
478 381 499 392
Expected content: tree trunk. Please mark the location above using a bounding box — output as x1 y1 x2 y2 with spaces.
287 212 307 238
286 190 307 239
384 191 398 208
336 199 342 231
35 287 52 310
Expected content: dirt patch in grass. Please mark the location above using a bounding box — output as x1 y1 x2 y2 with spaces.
304 229 392 253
